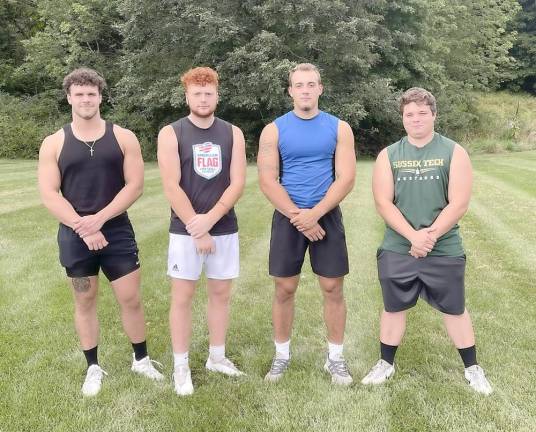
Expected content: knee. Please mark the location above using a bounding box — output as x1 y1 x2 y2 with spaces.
209 287 231 304
119 291 142 311
321 280 344 302
274 279 297 303
74 293 97 313
171 290 195 309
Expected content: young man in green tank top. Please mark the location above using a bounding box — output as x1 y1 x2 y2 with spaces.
361 88 492 395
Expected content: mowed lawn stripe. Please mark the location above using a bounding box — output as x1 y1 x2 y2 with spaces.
1 153 536 431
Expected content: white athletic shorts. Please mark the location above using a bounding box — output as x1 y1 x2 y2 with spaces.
167 233 239 281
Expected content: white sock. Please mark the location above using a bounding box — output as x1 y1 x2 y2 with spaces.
275 340 290 360
328 342 344 361
173 351 189 369
209 344 225 362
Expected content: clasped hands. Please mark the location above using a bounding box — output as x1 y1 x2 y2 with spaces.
186 213 216 255
409 228 437 258
289 208 325 242
72 214 108 251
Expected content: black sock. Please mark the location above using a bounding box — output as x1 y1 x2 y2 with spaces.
132 340 148 361
380 342 398 365
83 346 98 368
458 345 477 368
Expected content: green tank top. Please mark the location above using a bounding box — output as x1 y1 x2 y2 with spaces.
380 133 464 257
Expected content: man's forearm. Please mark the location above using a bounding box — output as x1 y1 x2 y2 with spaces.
259 180 299 218
42 193 80 229
96 183 143 223
429 202 468 238
163 183 196 225
312 176 354 218
206 183 244 223
376 201 417 242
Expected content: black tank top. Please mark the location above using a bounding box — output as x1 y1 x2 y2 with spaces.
169 117 238 235
58 121 128 225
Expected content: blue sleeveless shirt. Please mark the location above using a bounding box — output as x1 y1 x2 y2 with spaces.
274 111 339 208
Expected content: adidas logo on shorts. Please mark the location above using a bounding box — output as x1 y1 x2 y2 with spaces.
172 264 179 271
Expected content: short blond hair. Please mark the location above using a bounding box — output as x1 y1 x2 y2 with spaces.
288 63 322 86
400 87 437 115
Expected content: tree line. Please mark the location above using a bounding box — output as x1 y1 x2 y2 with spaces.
1 0 534 159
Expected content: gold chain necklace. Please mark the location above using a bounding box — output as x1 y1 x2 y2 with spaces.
81 139 97 157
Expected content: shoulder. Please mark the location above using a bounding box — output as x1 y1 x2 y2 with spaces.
41 128 64 148
436 133 458 150
112 124 138 144
321 111 340 122
385 137 403 156
40 128 65 158
260 122 278 138
273 111 292 128
158 122 180 143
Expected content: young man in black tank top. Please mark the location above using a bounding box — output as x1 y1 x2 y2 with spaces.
38 68 163 397
361 88 492 395
158 67 246 396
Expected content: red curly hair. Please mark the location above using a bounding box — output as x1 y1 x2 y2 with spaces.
181 67 219 89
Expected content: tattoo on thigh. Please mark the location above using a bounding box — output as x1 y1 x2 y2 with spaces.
72 277 90 292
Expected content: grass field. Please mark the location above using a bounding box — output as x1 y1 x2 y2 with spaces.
1 152 535 432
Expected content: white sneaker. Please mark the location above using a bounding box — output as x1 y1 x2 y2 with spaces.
324 356 353 386
173 366 194 396
205 357 245 376
82 364 107 397
464 365 493 395
131 354 165 381
361 359 395 385
264 357 290 382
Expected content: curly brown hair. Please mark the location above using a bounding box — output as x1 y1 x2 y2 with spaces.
62 68 106 94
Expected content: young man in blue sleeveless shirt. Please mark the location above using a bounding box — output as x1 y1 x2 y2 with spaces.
258 63 356 385
38 68 164 397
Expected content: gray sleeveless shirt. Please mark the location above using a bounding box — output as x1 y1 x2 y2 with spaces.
169 117 238 235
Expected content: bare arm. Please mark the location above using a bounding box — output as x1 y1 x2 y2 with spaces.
372 148 435 256
157 124 196 225
38 130 80 229
257 122 299 218
428 144 472 237
186 125 247 237
290 120 356 231
73 126 144 237
38 131 108 250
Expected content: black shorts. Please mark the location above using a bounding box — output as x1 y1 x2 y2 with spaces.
377 249 466 315
269 206 349 278
58 217 140 282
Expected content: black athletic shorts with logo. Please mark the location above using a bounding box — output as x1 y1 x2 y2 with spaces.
377 249 466 315
57 215 140 282
269 206 349 278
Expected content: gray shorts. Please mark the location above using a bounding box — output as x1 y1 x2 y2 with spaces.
377 249 466 315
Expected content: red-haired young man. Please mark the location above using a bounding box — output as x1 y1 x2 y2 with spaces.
158 67 247 396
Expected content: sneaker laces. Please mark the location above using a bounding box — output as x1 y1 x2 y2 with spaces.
86 365 108 380
269 358 290 375
370 359 390 375
326 358 350 377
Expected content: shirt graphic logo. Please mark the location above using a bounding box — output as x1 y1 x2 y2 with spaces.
193 142 222 179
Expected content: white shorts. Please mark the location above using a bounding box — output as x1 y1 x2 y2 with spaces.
167 233 239 281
